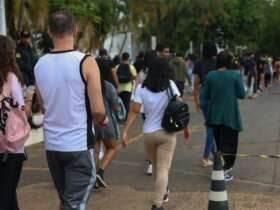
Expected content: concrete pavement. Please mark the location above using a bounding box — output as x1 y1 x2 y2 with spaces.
18 85 280 210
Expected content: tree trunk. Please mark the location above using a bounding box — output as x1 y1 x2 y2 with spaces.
5 0 17 38
17 0 25 33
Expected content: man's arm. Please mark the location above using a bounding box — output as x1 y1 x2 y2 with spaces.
82 57 107 124
111 67 119 88
35 86 45 114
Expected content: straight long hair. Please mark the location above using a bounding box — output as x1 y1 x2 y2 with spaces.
142 58 170 92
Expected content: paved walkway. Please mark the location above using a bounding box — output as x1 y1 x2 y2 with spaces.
19 183 280 210
18 85 280 210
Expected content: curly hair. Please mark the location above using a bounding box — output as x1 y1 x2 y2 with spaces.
0 35 23 93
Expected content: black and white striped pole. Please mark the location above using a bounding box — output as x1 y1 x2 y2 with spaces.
208 152 229 210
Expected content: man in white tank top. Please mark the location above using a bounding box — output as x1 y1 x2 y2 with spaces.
35 11 108 210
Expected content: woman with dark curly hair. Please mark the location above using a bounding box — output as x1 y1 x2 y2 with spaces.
0 35 34 210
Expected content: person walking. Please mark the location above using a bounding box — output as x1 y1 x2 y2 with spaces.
94 58 120 189
134 51 146 74
193 42 217 167
169 52 186 96
16 31 37 86
204 51 245 182
243 53 258 98
96 48 119 88
16 31 40 129
0 35 33 210
185 54 195 95
274 57 280 84
255 53 265 92
122 58 186 210
117 52 137 120
35 11 107 210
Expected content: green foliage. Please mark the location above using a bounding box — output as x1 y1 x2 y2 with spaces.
126 0 274 55
48 0 119 50
257 0 280 56
6 0 280 54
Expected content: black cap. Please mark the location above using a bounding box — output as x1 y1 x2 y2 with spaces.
21 30 31 38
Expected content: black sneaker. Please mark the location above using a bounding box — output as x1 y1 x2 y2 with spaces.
163 188 170 203
96 174 107 188
151 205 165 210
92 181 100 192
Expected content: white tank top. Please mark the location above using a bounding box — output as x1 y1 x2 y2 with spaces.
35 50 94 152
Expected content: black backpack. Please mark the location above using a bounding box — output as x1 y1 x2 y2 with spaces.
161 85 190 132
117 64 132 83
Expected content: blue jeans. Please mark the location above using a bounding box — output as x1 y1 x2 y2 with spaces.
199 88 216 159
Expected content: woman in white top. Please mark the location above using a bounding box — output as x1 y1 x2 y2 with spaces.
122 58 181 210
0 35 33 210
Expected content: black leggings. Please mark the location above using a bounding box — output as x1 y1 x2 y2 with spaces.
0 154 25 210
265 73 271 87
212 125 239 170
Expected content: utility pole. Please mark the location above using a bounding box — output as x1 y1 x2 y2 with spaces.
0 0 7 35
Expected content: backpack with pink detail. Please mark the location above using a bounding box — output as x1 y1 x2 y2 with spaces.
0 73 31 152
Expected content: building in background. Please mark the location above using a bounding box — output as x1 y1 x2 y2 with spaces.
0 0 7 35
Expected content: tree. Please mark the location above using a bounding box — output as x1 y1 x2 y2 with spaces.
49 0 119 51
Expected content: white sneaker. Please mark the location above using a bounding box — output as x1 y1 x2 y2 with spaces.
224 173 234 182
224 168 233 182
146 163 153 176
224 168 232 174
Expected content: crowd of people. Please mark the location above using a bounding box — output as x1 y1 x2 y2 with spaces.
0 10 280 210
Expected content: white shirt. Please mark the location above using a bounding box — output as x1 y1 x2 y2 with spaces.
133 80 180 133
35 50 94 152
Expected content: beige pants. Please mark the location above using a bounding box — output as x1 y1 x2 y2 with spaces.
144 130 177 207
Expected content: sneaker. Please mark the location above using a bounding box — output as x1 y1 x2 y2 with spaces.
224 168 234 182
224 168 233 175
224 173 234 182
151 205 165 210
96 174 107 188
92 181 100 192
163 188 170 203
146 161 153 176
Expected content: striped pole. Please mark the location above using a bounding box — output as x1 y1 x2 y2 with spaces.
208 152 229 210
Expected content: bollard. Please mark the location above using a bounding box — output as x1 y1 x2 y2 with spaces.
208 152 229 210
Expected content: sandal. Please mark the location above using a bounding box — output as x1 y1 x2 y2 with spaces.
200 159 213 167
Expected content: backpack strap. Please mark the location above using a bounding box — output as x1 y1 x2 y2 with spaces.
167 81 174 99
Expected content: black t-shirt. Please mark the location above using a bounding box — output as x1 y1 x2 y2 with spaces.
193 58 217 86
96 57 116 86
256 58 265 74
243 58 256 76
134 58 145 73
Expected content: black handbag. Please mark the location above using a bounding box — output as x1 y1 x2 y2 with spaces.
161 84 190 132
